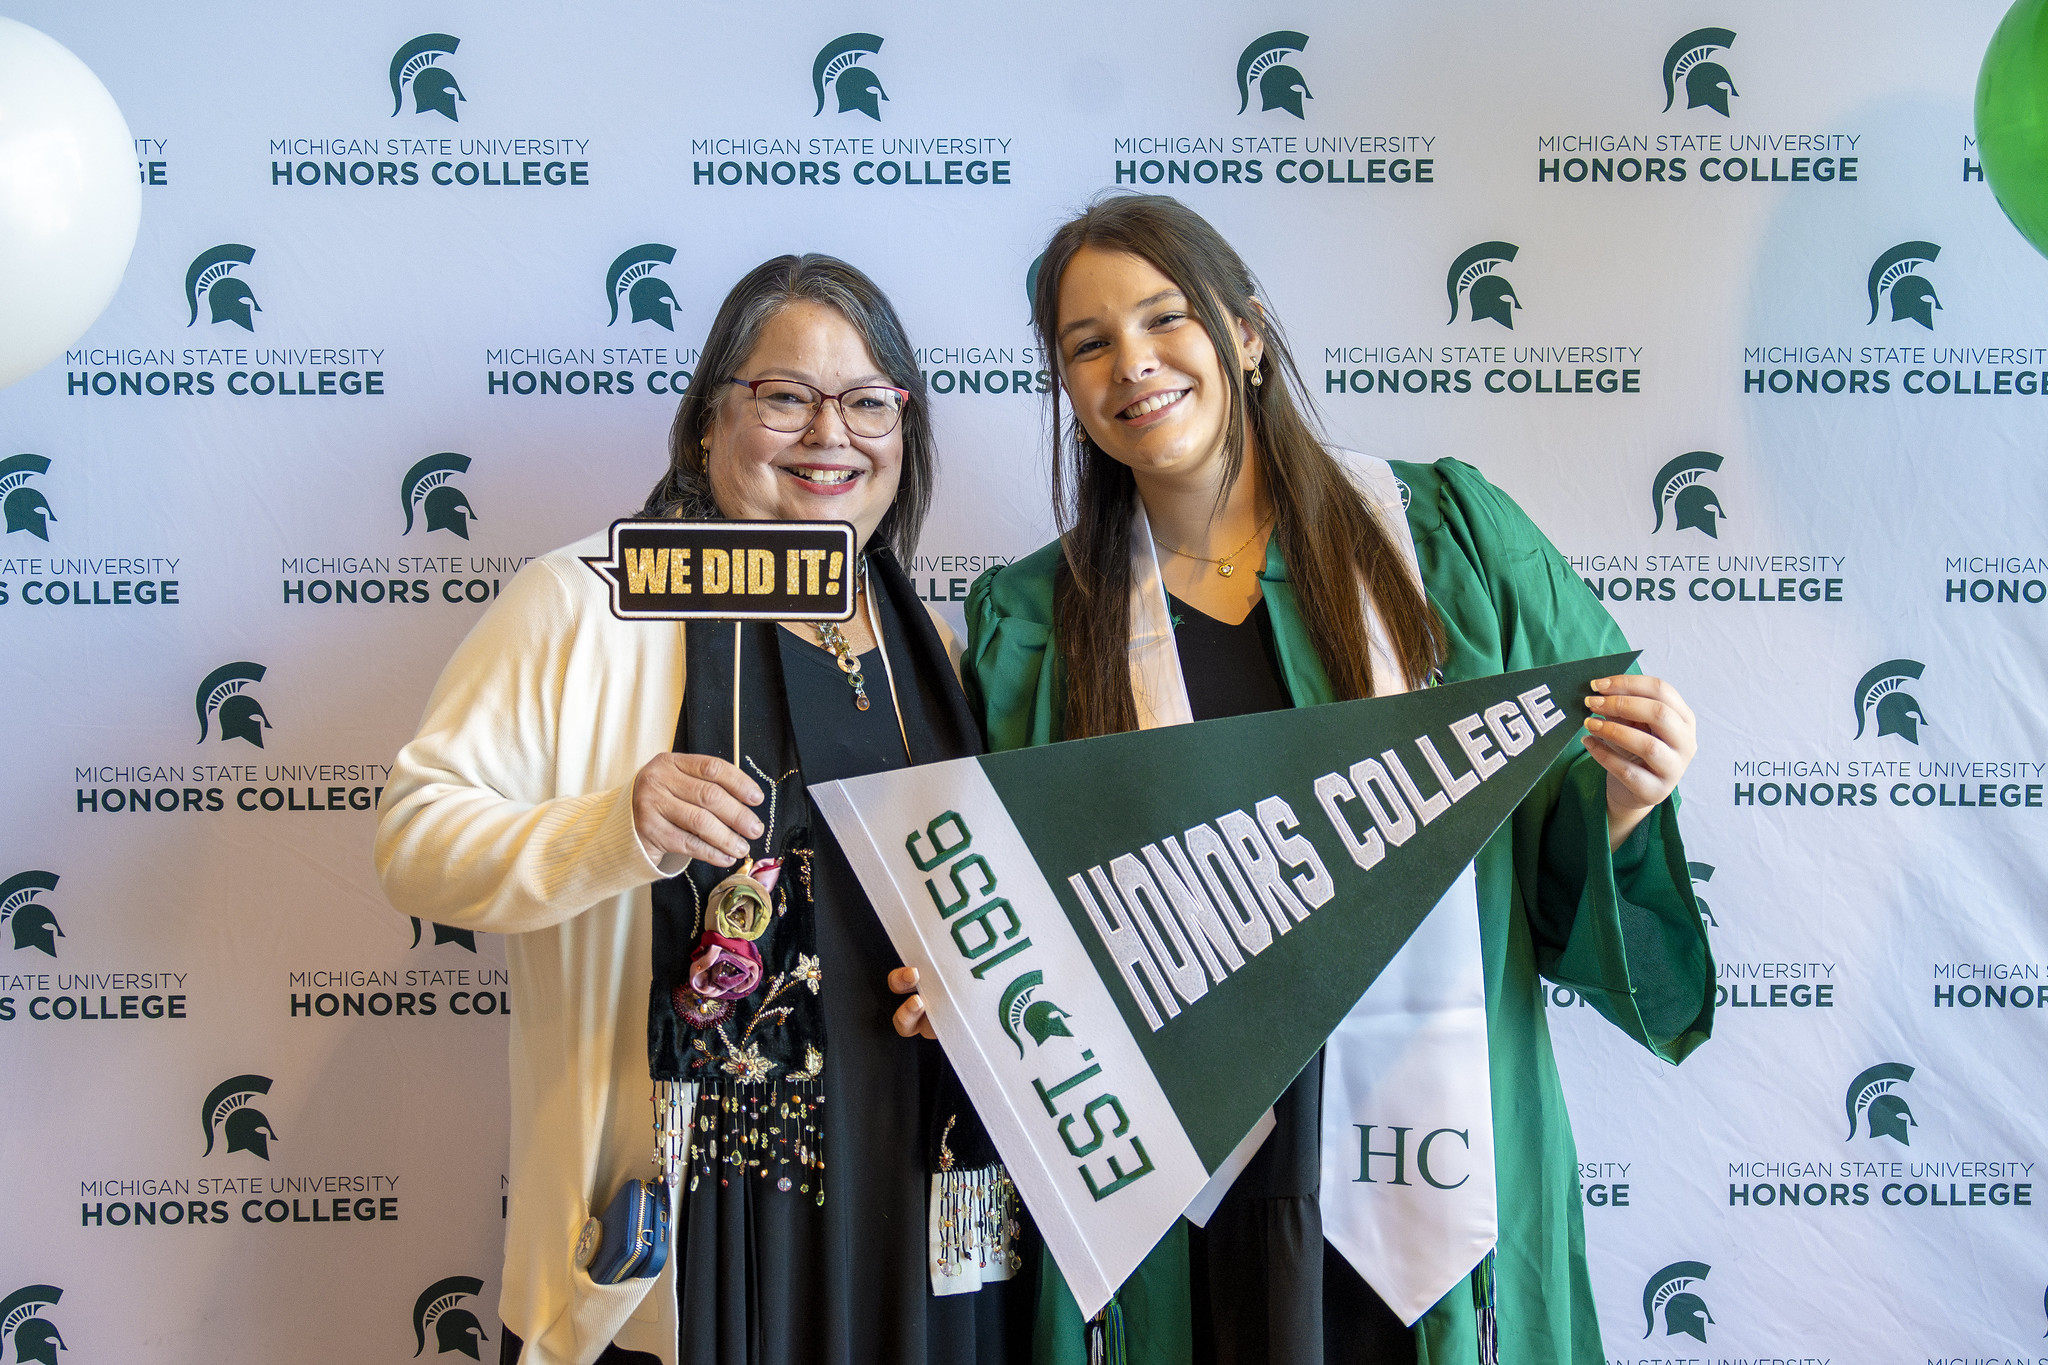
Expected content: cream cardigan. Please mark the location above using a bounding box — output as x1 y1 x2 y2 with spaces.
377 531 689 1365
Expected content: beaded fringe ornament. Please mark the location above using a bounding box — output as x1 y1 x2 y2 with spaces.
654 1079 695 1189
931 1116 1022 1286
681 1077 827 1205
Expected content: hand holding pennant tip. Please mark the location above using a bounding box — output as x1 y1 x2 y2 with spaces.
1582 673 1699 848
816 650 1637 1318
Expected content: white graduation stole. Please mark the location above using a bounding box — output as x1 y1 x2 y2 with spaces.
1123 453 1497 1326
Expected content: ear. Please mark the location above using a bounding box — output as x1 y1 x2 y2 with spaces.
1234 300 1266 370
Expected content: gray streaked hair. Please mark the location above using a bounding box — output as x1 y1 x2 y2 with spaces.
641 253 933 563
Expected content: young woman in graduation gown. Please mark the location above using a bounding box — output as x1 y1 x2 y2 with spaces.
893 196 1714 1365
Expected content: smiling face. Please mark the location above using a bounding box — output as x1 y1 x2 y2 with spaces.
705 298 905 550
1053 247 1258 493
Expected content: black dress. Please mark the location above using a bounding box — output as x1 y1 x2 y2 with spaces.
1166 596 1415 1365
663 624 1033 1365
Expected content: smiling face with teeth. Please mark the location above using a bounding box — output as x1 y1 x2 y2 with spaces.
705 298 905 552
1054 246 1259 491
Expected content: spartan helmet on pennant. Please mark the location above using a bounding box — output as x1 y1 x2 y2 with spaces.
403 453 477 538
202 1074 279 1159
185 245 260 331
1662 28 1737 115
1845 1062 1918 1144
0 454 55 540
998 970 1076 1059
196 661 273 747
414 1276 489 1358
1868 241 1942 329
2 871 64 958
1642 1262 1714 1343
1237 31 1311 119
1852 659 1928 743
813 34 887 120
392 35 464 120
1445 241 1521 328
1651 451 1726 537
606 244 680 330
0 1286 65 1365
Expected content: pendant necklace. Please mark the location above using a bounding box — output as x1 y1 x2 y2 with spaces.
1155 514 1274 578
814 559 871 710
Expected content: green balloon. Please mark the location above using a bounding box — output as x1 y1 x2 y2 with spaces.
1977 0 2048 259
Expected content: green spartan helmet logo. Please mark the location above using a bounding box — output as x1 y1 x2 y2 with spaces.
2 871 64 958
998 970 1075 1059
392 35 464 121
1663 28 1737 116
1446 242 1521 328
1846 1062 1918 1144
0 454 55 541
412 917 477 953
607 244 680 331
414 1276 489 1359
1025 251 1045 324
185 245 259 332
1868 241 1942 330
196 661 272 748
1237 32 1311 119
1652 452 1726 538
202 1074 279 1160
1853 659 1929 744
0 1286 65 1365
1642 1262 1713 1343
814 34 887 121
1688 862 1717 928
403 453 477 539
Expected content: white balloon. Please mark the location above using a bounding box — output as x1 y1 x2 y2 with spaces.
0 17 142 390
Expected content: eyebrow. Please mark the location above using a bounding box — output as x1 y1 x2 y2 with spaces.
1056 288 1187 342
745 366 893 387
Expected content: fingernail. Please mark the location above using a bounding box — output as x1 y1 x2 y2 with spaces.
1584 695 1602 710
747 819 764 837
1585 717 1604 730
1592 677 1610 692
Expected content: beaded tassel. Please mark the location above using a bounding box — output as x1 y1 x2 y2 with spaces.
1473 1248 1498 1365
1086 1297 1126 1365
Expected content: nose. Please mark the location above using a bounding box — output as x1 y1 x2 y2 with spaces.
802 395 855 445
1110 332 1161 387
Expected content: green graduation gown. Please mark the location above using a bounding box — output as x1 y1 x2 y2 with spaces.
960 457 1715 1365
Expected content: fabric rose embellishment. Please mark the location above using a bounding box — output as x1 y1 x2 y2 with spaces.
688 931 763 1000
709 856 781 941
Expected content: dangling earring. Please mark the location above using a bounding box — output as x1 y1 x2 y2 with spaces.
1248 363 1263 388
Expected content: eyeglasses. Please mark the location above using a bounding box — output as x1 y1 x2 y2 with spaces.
728 377 910 438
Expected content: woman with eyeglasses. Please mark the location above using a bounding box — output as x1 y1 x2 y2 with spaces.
889 196 1712 1365
378 255 1032 1365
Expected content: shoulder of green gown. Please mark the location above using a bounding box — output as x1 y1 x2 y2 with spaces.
1388 455 1561 562
963 538 1066 751
967 536 1063 630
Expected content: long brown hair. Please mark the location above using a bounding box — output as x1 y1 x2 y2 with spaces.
1032 194 1443 738
642 253 933 563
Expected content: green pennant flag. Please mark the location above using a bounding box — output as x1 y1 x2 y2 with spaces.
814 649 1635 1317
